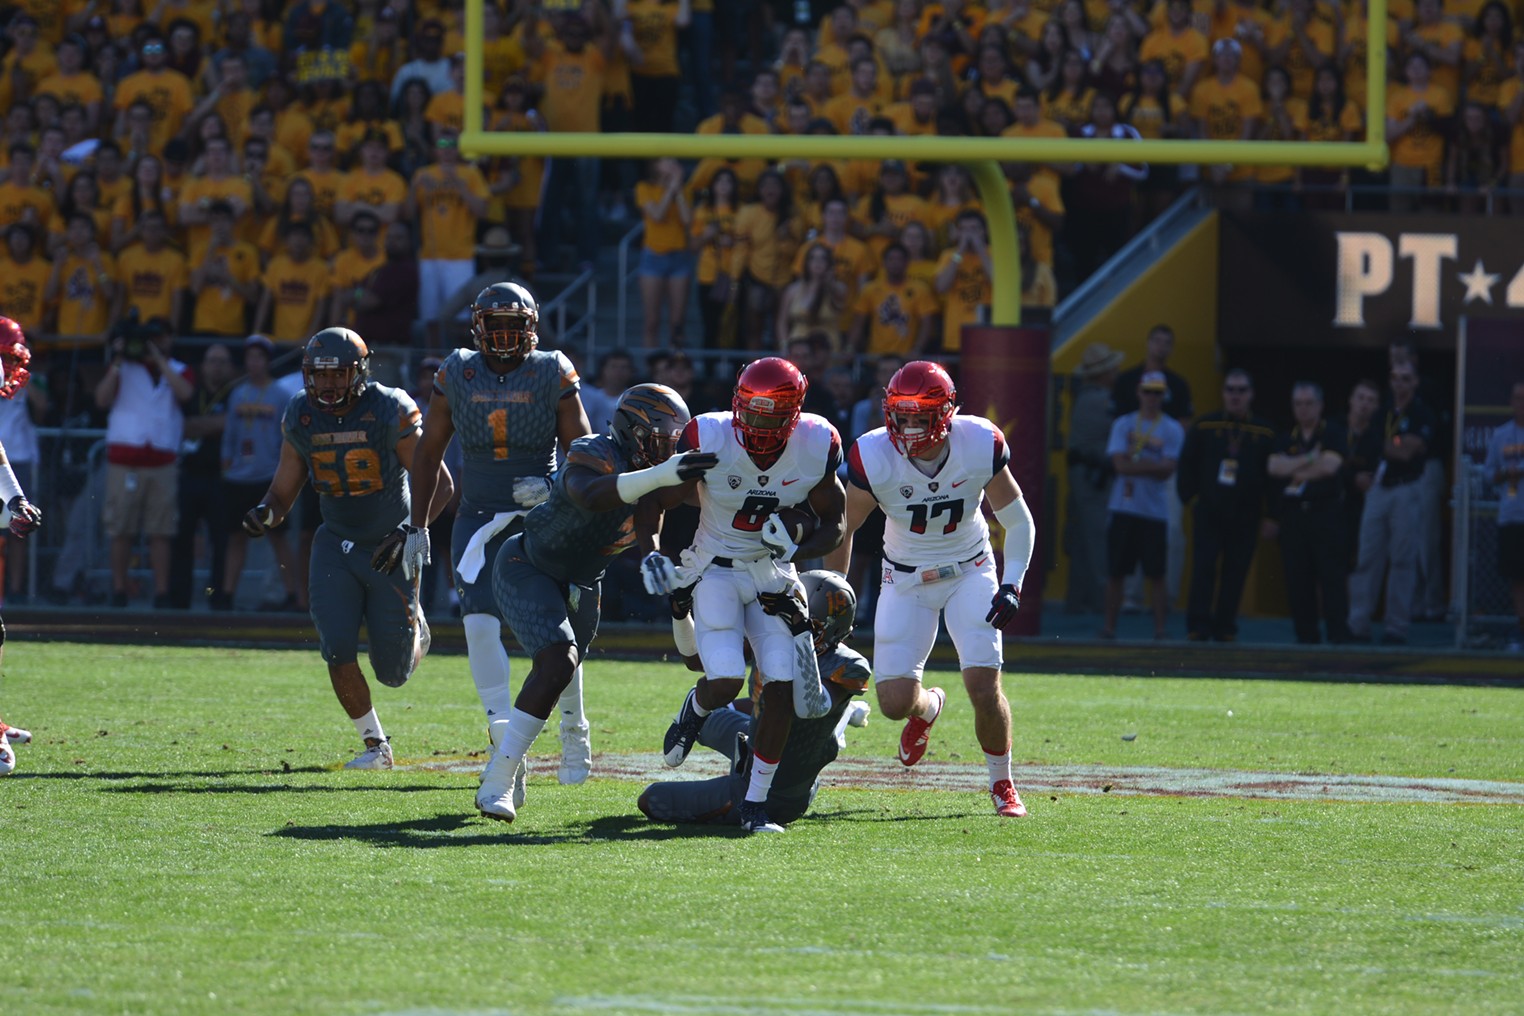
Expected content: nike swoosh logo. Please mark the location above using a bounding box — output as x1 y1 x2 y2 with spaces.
952 479 969 487
974 556 988 567
781 478 800 485
896 745 913 763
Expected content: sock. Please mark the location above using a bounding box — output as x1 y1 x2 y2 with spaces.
831 709 854 746
921 689 942 723
353 709 385 743
463 613 513 718
744 750 780 803
497 707 547 761
691 682 715 718
984 745 1012 788
559 663 586 734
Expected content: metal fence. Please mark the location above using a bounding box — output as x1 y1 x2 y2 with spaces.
1455 463 1517 650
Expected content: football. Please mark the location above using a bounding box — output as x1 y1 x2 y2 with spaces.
774 506 818 545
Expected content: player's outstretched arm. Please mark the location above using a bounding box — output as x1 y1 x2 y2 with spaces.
823 481 876 575
407 394 454 527
984 466 1035 630
243 439 309 536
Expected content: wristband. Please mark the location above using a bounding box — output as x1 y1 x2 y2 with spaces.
0 462 23 503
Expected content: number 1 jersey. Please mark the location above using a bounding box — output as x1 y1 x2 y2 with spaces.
684 412 841 561
847 414 1008 566
282 383 422 546
434 347 580 513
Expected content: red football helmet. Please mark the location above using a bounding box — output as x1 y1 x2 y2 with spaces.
884 361 957 458
0 317 31 400
732 357 807 457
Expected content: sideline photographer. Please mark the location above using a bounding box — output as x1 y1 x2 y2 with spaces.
93 313 194 608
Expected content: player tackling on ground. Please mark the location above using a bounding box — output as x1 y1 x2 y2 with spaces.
0 318 41 776
659 357 847 834
404 283 597 783
824 361 1036 817
243 328 453 769
472 384 717 821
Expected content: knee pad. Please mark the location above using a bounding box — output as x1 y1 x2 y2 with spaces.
695 628 745 682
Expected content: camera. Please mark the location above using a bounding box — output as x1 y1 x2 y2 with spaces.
111 308 167 364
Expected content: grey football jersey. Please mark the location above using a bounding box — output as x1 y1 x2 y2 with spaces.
435 347 580 513
758 643 872 801
282 383 422 545
522 433 638 586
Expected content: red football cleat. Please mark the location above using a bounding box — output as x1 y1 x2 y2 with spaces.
991 779 1027 817
897 687 945 767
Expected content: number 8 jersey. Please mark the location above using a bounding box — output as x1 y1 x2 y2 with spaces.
684 411 842 560
847 414 1009 566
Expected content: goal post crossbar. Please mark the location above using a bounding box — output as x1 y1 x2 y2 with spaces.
461 0 1388 325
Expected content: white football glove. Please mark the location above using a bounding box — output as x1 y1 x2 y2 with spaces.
400 525 431 581
512 476 552 508
640 551 680 595
760 513 800 562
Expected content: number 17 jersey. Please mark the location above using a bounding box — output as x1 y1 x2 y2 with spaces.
684 412 842 561
847 414 1008 566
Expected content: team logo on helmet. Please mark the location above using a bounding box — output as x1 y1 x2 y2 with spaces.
609 383 692 469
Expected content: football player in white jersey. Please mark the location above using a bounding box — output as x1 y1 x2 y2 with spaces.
658 357 847 834
824 361 1036 817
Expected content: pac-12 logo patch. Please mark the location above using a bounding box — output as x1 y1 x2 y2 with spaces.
300 415 311 427
341 540 355 555
899 485 914 499
727 475 742 489
463 368 475 381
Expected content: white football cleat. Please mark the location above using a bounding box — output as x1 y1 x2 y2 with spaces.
0 738 14 775
559 722 591 785
484 721 527 806
0 719 31 744
344 738 393 770
476 753 522 822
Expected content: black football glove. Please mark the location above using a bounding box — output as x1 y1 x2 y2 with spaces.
5 495 41 538
669 581 695 620
673 451 719 481
241 503 277 537
758 589 811 637
985 583 1021 630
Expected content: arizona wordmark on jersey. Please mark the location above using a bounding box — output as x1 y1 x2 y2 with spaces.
849 414 1008 566
435 347 579 511
685 412 842 560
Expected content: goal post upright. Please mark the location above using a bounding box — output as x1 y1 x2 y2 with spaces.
461 0 1388 327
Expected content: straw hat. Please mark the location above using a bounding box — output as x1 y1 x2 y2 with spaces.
1077 343 1124 379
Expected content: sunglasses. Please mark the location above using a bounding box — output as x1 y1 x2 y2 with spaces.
436 137 458 148
143 43 165 54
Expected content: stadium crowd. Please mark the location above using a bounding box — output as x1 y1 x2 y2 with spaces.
0 0 1517 628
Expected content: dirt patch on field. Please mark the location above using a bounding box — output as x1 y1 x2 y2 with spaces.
399 753 1524 805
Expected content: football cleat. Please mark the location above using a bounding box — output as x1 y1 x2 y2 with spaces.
559 721 592 785
897 687 945 767
485 721 527 807
0 718 31 744
992 779 1028 818
738 800 785 834
476 753 523 822
344 737 393 770
662 688 706 768
0 740 12 775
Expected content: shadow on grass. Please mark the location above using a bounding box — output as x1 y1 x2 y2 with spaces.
13 765 332 781
800 806 963 823
98 780 453 795
267 811 750 849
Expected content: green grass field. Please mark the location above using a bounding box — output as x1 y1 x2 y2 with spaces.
3 642 1521 1016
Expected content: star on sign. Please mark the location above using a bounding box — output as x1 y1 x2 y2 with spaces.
1458 259 1500 305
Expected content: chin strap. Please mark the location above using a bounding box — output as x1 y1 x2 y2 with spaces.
992 496 1035 590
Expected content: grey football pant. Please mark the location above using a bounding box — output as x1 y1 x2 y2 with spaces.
637 707 817 827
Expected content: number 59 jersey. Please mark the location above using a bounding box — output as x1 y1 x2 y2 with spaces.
434 347 580 513
848 414 1009 566
685 411 842 561
282 382 422 546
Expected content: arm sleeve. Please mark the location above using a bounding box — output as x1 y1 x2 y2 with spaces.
993 496 1035 590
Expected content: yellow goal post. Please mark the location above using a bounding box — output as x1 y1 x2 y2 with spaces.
462 0 1388 326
